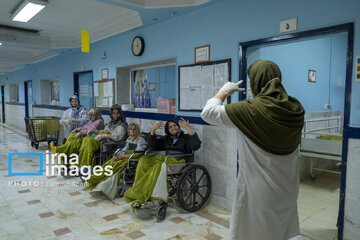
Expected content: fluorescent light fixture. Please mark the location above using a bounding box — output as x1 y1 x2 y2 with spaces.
0 43 2 46
12 0 48 22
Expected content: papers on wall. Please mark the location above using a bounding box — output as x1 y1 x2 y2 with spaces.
94 83 99 97
179 59 230 111
94 79 114 108
103 81 113 97
79 85 88 97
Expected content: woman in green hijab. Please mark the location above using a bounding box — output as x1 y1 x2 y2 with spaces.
201 60 304 240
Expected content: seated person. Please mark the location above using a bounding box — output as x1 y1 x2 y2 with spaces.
77 104 129 167
85 123 147 198
50 108 104 164
123 118 201 207
60 95 88 141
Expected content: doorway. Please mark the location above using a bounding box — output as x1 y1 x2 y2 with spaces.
24 80 33 118
73 71 94 108
1 85 5 123
239 23 354 240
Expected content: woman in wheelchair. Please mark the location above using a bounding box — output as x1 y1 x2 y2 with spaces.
76 104 128 167
85 122 147 197
123 118 202 207
50 108 104 160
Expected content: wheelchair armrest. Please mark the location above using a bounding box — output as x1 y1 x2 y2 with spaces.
134 150 146 154
165 150 193 157
165 150 194 162
101 139 126 153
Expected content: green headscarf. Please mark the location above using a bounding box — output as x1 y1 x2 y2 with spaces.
225 60 305 155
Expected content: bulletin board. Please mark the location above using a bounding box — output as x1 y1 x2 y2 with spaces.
94 79 115 109
178 58 231 112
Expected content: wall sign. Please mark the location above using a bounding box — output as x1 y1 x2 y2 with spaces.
308 69 316 83
357 56 360 81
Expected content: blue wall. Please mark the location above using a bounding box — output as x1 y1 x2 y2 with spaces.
0 0 360 126
247 32 347 113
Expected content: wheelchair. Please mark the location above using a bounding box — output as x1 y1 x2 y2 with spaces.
91 139 126 167
117 149 212 222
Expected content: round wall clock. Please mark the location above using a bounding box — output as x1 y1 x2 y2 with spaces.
131 36 145 56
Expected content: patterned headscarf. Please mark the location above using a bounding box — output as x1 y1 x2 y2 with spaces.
106 104 128 130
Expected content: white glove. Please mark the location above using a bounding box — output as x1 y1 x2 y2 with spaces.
219 80 245 97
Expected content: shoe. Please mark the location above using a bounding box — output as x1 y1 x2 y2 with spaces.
50 142 57 154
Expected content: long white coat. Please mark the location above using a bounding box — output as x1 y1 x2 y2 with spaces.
201 98 300 240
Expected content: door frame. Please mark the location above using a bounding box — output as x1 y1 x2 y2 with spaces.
73 70 94 107
239 22 354 240
1 85 5 123
24 80 32 118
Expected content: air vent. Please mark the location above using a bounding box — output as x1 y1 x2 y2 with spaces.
0 24 39 34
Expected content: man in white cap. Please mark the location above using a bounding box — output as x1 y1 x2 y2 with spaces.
60 95 88 141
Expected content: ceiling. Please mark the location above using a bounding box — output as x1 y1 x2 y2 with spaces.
0 0 215 73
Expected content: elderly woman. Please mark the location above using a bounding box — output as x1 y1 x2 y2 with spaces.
124 118 201 206
86 122 147 199
77 104 128 167
201 60 305 240
50 108 104 159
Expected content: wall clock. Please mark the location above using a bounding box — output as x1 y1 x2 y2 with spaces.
132 36 145 56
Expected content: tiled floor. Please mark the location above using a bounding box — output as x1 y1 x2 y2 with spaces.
0 124 338 239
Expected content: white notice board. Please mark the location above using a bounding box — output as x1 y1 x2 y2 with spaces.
178 59 231 111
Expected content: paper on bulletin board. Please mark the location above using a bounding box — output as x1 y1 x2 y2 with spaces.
94 82 99 97
180 65 201 88
79 85 88 97
102 98 108 106
95 97 102 107
103 81 113 97
180 88 202 110
99 83 104 97
108 97 113 107
215 63 229 88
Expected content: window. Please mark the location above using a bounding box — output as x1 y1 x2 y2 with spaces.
9 84 19 103
131 65 176 109
41 79 59 105
116 58 176 112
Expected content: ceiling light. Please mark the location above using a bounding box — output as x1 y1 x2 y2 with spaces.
0 43 2 46
12 0 48 23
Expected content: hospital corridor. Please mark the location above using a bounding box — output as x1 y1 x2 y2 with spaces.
0 123 338 239
1 0 360 240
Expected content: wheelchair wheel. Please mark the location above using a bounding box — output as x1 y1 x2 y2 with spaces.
156 202 167 222
176 164 211 212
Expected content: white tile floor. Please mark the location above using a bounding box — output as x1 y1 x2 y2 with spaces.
0 124 339 239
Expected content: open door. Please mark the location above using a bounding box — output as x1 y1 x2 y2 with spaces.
74 71 94 108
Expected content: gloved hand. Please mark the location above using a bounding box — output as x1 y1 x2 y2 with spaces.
219 80 245 97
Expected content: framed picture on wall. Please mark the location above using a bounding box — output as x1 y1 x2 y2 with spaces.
101 68 109 80
195 45 210 64
308 69 316 83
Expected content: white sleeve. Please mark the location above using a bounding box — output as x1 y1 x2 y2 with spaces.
60 109 71 126
201 98 237 128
